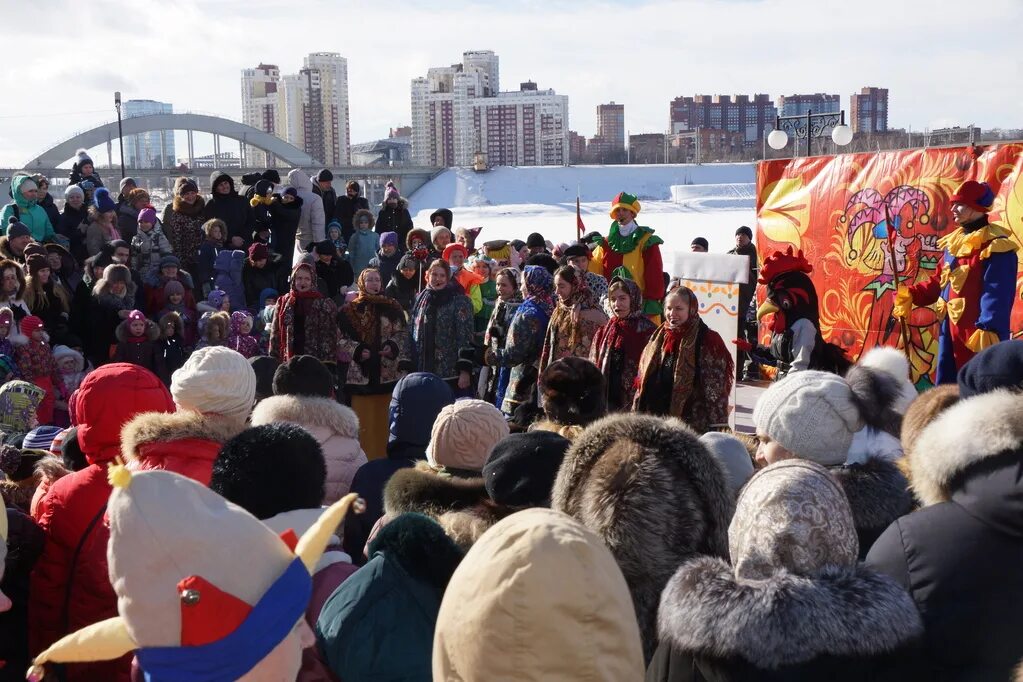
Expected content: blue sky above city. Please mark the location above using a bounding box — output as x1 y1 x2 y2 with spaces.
0 0 1020 166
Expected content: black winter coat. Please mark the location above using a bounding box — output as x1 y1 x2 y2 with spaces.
866 390 1023 682
269 195 302 263
205 172 255 245
37 193 62 236
242 254 287 310
315 258 354 301
334 195 370 243
376 202 413 247
116 199 139 242
0 507 45 682
385 271 419 314
59 205 89 260
370 248 402 285
314 185 337 221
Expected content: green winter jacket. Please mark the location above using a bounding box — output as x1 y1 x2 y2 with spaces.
2 173 55 242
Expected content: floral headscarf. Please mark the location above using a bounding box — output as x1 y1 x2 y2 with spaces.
608 275 644 319
523 265 555 316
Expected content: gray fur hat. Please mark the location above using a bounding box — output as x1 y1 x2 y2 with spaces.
552 413 733 662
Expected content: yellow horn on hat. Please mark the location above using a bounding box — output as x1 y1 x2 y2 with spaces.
29 617 137 674
295 493 364 574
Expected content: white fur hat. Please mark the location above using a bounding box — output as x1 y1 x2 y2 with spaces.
856 346 917 414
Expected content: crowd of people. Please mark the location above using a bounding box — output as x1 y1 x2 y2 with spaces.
0 156 1020 681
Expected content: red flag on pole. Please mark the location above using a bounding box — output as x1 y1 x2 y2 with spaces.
576 196 585 242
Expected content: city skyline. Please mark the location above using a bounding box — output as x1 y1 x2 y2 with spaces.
0 0 1020 166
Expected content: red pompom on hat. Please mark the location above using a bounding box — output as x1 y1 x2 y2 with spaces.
20 315 44 337
950 180 995 213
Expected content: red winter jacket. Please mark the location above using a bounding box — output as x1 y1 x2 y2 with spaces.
121 409 246 486
29 364 174 682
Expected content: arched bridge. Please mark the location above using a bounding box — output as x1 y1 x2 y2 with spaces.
26 112 319 168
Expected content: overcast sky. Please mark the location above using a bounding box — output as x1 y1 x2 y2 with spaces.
1 0 1020 167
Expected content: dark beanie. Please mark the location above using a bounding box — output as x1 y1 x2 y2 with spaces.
262 169 281 184
562 243 590 260
735 225 753 239
6 217 31 240
210 423 326 520
60 426 88 472
526 232 546 249
250 355 281 401
317 169 334 182
958 340 1023 398
483 431 570 507
525 253 559 275
272 355 333 398
691 237 709 250
540 357 607 426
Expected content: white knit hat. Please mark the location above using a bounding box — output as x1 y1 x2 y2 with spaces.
426 399 510 472
752 371 863 466
171 347 256 423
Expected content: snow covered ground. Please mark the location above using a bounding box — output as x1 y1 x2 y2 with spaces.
406 164 757 270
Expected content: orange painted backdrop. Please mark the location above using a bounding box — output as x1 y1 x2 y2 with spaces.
756 143 1023 387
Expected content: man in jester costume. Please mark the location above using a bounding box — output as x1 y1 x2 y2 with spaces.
894 180 1019 384
590 192 665 322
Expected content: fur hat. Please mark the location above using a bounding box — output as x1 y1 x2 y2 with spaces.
426 399 509 473
20 315 44 338
137 207 157 225
127 187 150 205
272 355 333 398
29 468 363 681
171 347 256 423
26 253 49 277
52 345 85 372
552 414 733 661
483 431 569 507
753 366 902 466
857 346 917 413
900 384 960 465
957 339 1023 398
539 357 607 427
699 432 754 497
6 217 31 240
157 311 183 339
93 187 117 213
433 508 644 680
262 169 281 184
210 423 326 520
249 355 280 402
353 208 374 230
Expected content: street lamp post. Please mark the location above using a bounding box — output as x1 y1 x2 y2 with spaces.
114 91 125 179
768 109 853 157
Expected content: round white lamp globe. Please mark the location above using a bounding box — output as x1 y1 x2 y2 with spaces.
767 129 789 150
832 124 853 146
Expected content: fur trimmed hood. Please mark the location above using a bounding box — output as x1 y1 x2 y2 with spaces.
909 389 1023 507
658 557 922 669
384 461 489 518
249 394 359 440
552 414 733 661
115 317 160 343
832 455 914 532
120 409 247 461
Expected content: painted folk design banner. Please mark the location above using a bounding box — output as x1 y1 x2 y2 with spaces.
756 143 1023 387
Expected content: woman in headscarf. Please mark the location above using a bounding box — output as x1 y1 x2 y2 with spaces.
482 266 523 407
633 284 733 434
589 272 656 412
648 459 923 681
485 265 554 423
410 259 474 379
339 267 412 456
269 261 340 366
538 265 608 376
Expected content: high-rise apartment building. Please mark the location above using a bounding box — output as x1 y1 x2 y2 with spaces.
669 94 777 147
776 93 840 117
240 53 351 167
240 64 282 167
411 51 569 167
123 99 175 169
850 87 889 134
596 102 625 152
